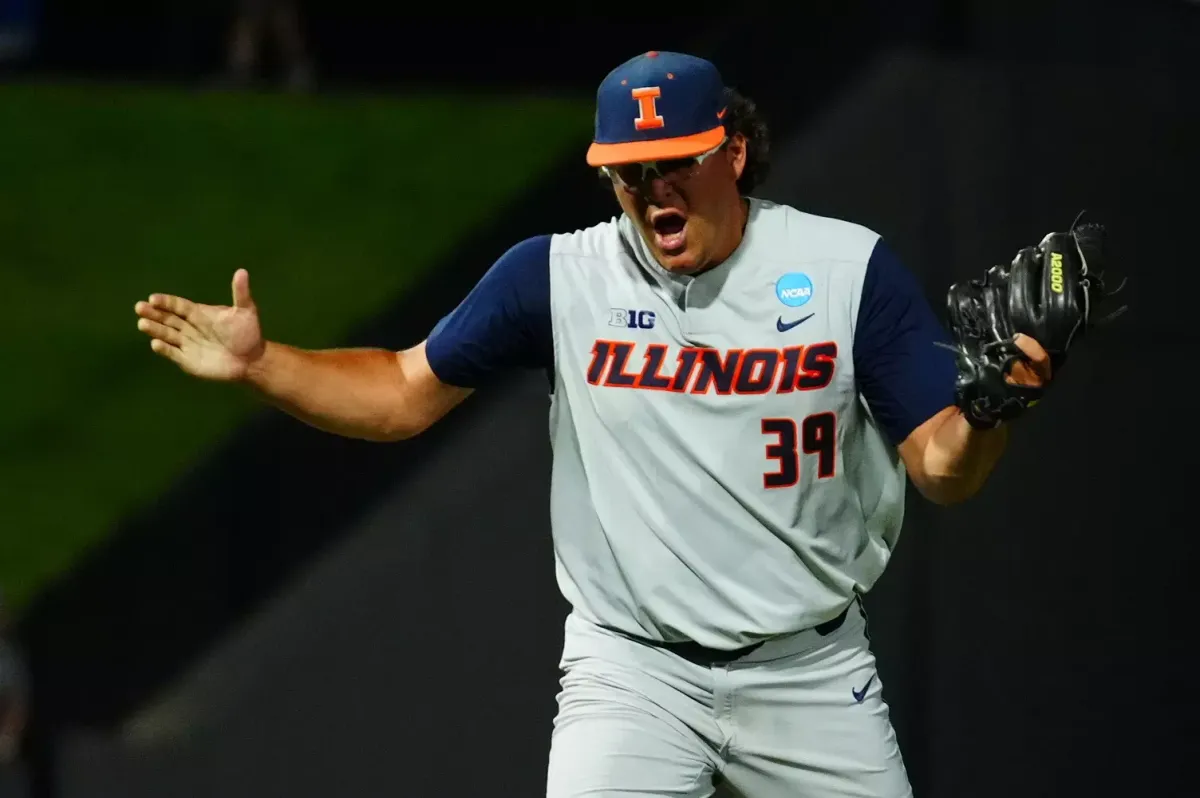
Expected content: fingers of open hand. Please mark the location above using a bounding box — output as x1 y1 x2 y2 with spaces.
134 300 189 331
136 317 184 348
144 293 196 320
148 338 187 366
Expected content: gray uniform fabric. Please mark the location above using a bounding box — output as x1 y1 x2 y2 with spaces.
547 198 906 650
543 199 913 796
547 600 911 797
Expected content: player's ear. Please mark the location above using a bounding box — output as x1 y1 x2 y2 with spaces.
726 133 748 181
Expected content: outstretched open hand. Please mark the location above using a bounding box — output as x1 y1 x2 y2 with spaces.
133 269 265 382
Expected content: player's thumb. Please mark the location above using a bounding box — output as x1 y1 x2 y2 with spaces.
231 268 256 310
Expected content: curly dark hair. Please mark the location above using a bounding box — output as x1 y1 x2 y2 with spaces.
721 86 770 195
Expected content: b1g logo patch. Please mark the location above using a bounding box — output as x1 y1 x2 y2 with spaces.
609 308 656 329
776 273 814 308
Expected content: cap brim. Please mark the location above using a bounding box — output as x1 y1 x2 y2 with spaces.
586 125 725 167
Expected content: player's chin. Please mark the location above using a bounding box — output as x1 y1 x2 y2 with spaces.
653 235 703 273
655 252 699 273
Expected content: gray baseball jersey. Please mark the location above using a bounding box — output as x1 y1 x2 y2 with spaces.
426 197 957 651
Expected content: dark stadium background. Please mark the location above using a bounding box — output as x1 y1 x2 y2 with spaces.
2 2 1196 796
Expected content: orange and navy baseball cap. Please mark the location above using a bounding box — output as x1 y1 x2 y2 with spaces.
586 50 728 168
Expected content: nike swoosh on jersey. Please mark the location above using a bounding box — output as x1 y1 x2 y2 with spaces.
776 313 815 332
852 675 875 703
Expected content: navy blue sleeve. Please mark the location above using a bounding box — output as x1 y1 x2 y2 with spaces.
424 234 553 388
853 237 958 446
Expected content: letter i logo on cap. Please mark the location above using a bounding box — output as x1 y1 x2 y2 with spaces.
632 87 664 130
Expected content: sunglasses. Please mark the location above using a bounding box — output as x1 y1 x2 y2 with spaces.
602 137 728 191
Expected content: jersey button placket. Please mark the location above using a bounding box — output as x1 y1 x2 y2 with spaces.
678 276 695 339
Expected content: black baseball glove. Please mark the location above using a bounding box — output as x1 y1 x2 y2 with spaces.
943 219 1126 429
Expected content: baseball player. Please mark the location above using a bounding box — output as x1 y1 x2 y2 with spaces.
134 51 1116 797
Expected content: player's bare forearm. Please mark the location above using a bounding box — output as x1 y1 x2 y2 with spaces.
900 406 1009 505
243 341 470 441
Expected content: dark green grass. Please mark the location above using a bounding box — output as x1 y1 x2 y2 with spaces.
0 82 590 610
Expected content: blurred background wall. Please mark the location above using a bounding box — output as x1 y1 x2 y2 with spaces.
1 2 1196 797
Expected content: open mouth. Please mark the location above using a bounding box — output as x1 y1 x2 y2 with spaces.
651 211 688 255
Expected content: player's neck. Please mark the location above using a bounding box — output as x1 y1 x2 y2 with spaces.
702 197 751 274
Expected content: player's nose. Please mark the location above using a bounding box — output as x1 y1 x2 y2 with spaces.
644 176 679 207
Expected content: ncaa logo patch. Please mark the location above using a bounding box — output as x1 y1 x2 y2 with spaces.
775 273 814 308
